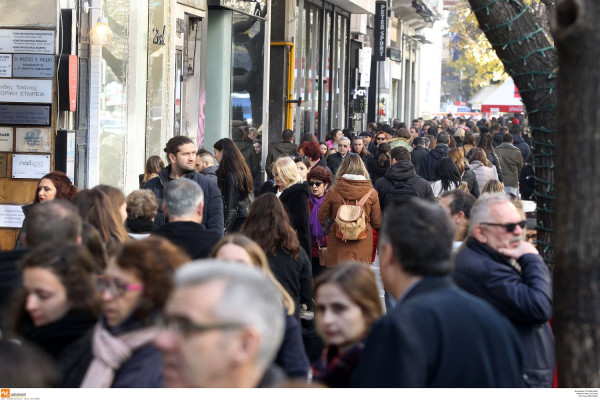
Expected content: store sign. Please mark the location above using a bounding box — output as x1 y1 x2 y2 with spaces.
0 30 54 54
0 204 26 228
0 55 11 77
374 2 387 61
15 127 51 153
359 47 372 87
12 54 54 78
0 105 50 125
0 126 13 151
12 153 50 179
0 79 52 103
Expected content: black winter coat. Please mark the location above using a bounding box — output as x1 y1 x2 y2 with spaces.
462 168 480 198
512 135 531 162
278 183 312 257
234 140 262 187
410 146 429 178
152 221 221 259
326 153 347 177
374 160 435 210
268 248 313 319
454 238 554 388
217 170 252 234
366 155 390 185
422 144 450 181
144 165 224 235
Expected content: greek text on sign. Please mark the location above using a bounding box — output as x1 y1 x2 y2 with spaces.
13 54 54 78
16 127 51 153
0 126 13 151
0 79 52 103
0 204 27 228
0 55 11 77
12 153 50 179
0 30 54 54
0 105 50 126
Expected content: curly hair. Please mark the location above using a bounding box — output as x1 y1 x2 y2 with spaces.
35 171 78 204
306 166 332 186
241 193 300 258
126 190 158 220
298 141 322 162
113 237 191 323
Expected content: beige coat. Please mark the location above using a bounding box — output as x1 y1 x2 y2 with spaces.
318 176 382 267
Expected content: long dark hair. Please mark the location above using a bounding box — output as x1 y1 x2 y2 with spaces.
377 142 391 166
241 193 300 258
476 132 495 155
434 158 462 191
214 138 253 193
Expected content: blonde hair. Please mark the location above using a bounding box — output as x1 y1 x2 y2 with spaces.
336 153 370 180
454 127 465 139
271 156 301 188
211 234 296 316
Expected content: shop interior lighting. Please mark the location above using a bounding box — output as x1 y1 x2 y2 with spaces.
83 1 113 46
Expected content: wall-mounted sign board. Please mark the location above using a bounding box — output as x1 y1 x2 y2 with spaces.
12 153 50 179
0 127 13 151
0 153 7 177
15 127 51 153
0 55 11 77
0 204 26 228
0 105 50 125
0 79 52 103
12 54 54 78
0 30 54 54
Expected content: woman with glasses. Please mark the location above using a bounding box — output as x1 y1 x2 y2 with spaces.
8 243 99 387
211 234 311 378
268 157 311 257
213 138 254 235
312 262 383 388
81 237 189 388
306 166 333 280
318 154 382 267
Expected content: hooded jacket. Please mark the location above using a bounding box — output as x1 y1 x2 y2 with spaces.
374 160 435 209
495 142 524 188
423 144 450 181
144 165 224 235
512 134 531 162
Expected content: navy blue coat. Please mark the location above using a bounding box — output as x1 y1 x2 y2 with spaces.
512 134 531 162
453 238 554 387
144 165 224 236
422 144 450 181
351 276 524 388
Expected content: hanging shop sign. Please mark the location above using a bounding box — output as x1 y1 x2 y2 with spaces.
0 127 13 151
0 105 50 126
374 2 387 62
15 127 51 153
0 29 54 54
0 79 52 103
0 204 26 228
0 55 11 77
12 153 50 179
12 54 54 78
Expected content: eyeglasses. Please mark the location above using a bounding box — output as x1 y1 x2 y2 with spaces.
375 136 386 141
480 220 527 233
308 181 323 187
338 144 349 148
156 315 244 338
97 276 144 298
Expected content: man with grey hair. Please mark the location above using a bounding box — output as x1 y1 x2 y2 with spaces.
453 193 554 387
151 179 221 259
155 260 286 388
326 136 351 175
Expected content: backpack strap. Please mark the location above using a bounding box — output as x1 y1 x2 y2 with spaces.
357 188 375 207
336 192 347 205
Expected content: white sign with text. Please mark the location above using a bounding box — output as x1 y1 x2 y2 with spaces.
0 204 26 228
0 79 52 103
12 153 50 179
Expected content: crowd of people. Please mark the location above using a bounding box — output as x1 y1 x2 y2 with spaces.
0 114 553 389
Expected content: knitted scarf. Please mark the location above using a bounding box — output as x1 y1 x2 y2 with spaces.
309 194 326 247
80 322 157 388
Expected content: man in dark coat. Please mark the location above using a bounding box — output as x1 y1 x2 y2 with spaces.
510 125 531 162
265 129 298 179
152 179 221 259
361 131 378 155
495 134 524 196
453 193 554 388
351 199 524 388
422 131 450 181
410 137 429 178
145 136 223 235
232 127 261 187
326 136 351 176
375 147 434 210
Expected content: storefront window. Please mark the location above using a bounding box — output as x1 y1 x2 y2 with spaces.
98 0 129 188
332 14 347 129
231 12 265 132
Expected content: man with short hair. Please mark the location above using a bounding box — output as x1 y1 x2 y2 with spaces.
265 129 298 179
375 147 434 210
361 131 377 154
156 260 286 388
438 190 476 250
195 149 218 184
152 179 221 259
510 124 531 162
422 131 450 181
351 199 524 387
453 193 554 387
326 136 351 176
145 136 223 234
495 133 524 196
410 137 429 178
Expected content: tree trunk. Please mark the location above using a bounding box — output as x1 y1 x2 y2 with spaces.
467 0 558 269
553 0 600 387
